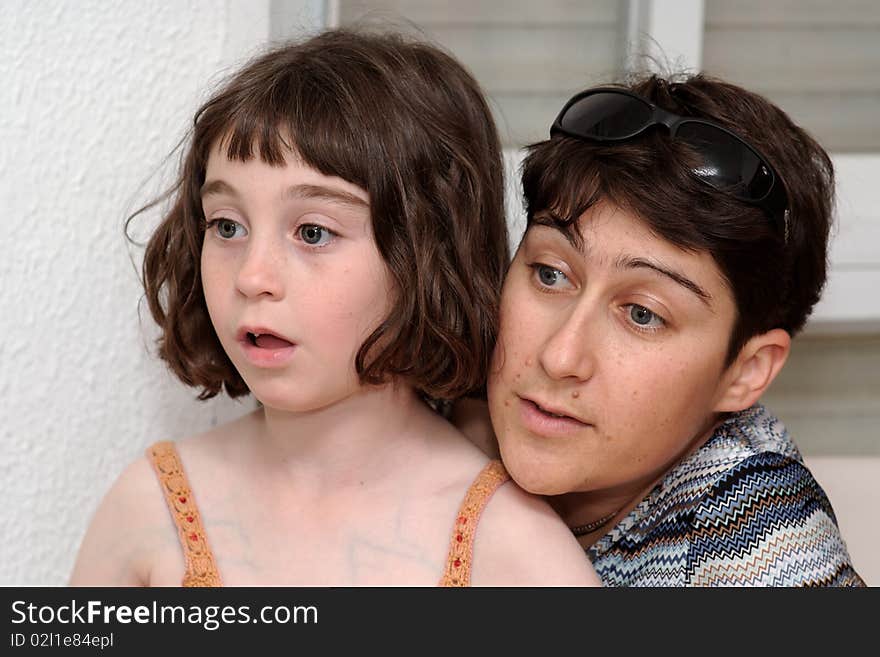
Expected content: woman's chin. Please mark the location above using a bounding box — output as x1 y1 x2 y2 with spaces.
499 447 571 496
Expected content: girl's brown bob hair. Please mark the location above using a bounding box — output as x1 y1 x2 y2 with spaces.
134 29 509 401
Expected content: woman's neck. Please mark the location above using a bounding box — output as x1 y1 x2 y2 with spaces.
549 487 641 547
550 415 723 547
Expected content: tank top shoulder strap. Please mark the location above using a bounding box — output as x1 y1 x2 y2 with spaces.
146 441 222 587
438 459 510 587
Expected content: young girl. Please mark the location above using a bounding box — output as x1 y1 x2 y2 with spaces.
69 29 599 586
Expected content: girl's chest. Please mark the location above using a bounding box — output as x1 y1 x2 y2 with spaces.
148 490 458 586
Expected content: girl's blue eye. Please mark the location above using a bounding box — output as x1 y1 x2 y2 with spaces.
627 304 664 329
536 264 568 287
217 219 238 239
208 219 245 239
299 224 332 246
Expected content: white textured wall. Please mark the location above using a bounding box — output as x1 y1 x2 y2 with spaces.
0 0 324 585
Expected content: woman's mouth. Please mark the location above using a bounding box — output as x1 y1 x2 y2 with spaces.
518 397 590 437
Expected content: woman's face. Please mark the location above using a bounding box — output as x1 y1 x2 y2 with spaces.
200 141 393 412
488 201 739 501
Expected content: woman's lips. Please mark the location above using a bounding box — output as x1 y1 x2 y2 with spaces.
517 397 590 437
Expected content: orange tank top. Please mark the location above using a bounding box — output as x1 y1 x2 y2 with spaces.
146 441 509 587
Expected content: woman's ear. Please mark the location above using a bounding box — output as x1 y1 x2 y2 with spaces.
714 328 791 413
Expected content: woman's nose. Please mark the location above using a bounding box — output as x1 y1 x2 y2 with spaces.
538 306 597 382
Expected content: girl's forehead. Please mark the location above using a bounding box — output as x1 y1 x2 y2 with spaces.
205 138 370 205
208 130 302 166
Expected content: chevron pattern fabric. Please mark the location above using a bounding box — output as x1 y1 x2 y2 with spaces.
588 404 865 587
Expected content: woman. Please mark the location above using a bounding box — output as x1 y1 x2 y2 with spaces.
465 73 864 586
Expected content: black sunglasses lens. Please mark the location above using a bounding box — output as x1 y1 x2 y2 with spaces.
676 122 773 201
559 92 654 139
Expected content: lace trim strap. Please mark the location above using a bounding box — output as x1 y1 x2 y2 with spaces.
438 460 510 587
146 441 222 587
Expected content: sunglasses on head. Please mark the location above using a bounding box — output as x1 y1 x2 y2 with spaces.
550 86 790 241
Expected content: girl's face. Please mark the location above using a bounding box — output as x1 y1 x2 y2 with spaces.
488 201 739 501
200 141 393 412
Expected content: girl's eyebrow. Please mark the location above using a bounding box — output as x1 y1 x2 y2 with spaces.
284 183 369 210
200 179 237 199
200 180 369 211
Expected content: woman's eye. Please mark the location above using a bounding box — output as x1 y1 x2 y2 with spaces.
534 264 570 288
626 304 665 330
299 224 333 246
207 219 246 239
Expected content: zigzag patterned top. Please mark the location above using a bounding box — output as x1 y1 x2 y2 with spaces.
588 404 865 586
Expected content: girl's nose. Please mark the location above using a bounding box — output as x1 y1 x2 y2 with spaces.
235 238 285 300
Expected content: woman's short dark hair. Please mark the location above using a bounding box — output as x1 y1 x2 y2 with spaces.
134 29 508 401
522 73 834 364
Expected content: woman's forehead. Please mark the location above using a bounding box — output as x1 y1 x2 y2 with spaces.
524 203 733 303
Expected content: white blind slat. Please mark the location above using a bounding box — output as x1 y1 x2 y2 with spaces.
702 30 880 92
705 0 880 27
338 0 625 147
704 0 880 152
340 0 619 26
429 26 620 94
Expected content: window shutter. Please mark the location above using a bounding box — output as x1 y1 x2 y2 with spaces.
337 1 627 146
702 0 880 152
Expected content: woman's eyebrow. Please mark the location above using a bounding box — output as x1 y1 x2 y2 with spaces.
616 255 713 305
529 214 583 250
529 221 712 304
284 183 369 210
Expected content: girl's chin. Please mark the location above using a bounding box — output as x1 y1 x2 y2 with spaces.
249 393 325 414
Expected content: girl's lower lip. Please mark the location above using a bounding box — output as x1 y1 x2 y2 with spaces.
518 397 589 437
239 339 296 367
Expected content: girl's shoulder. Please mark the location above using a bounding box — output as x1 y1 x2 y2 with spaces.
467 478 601 586
68 414 256 586
68 449 181 585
